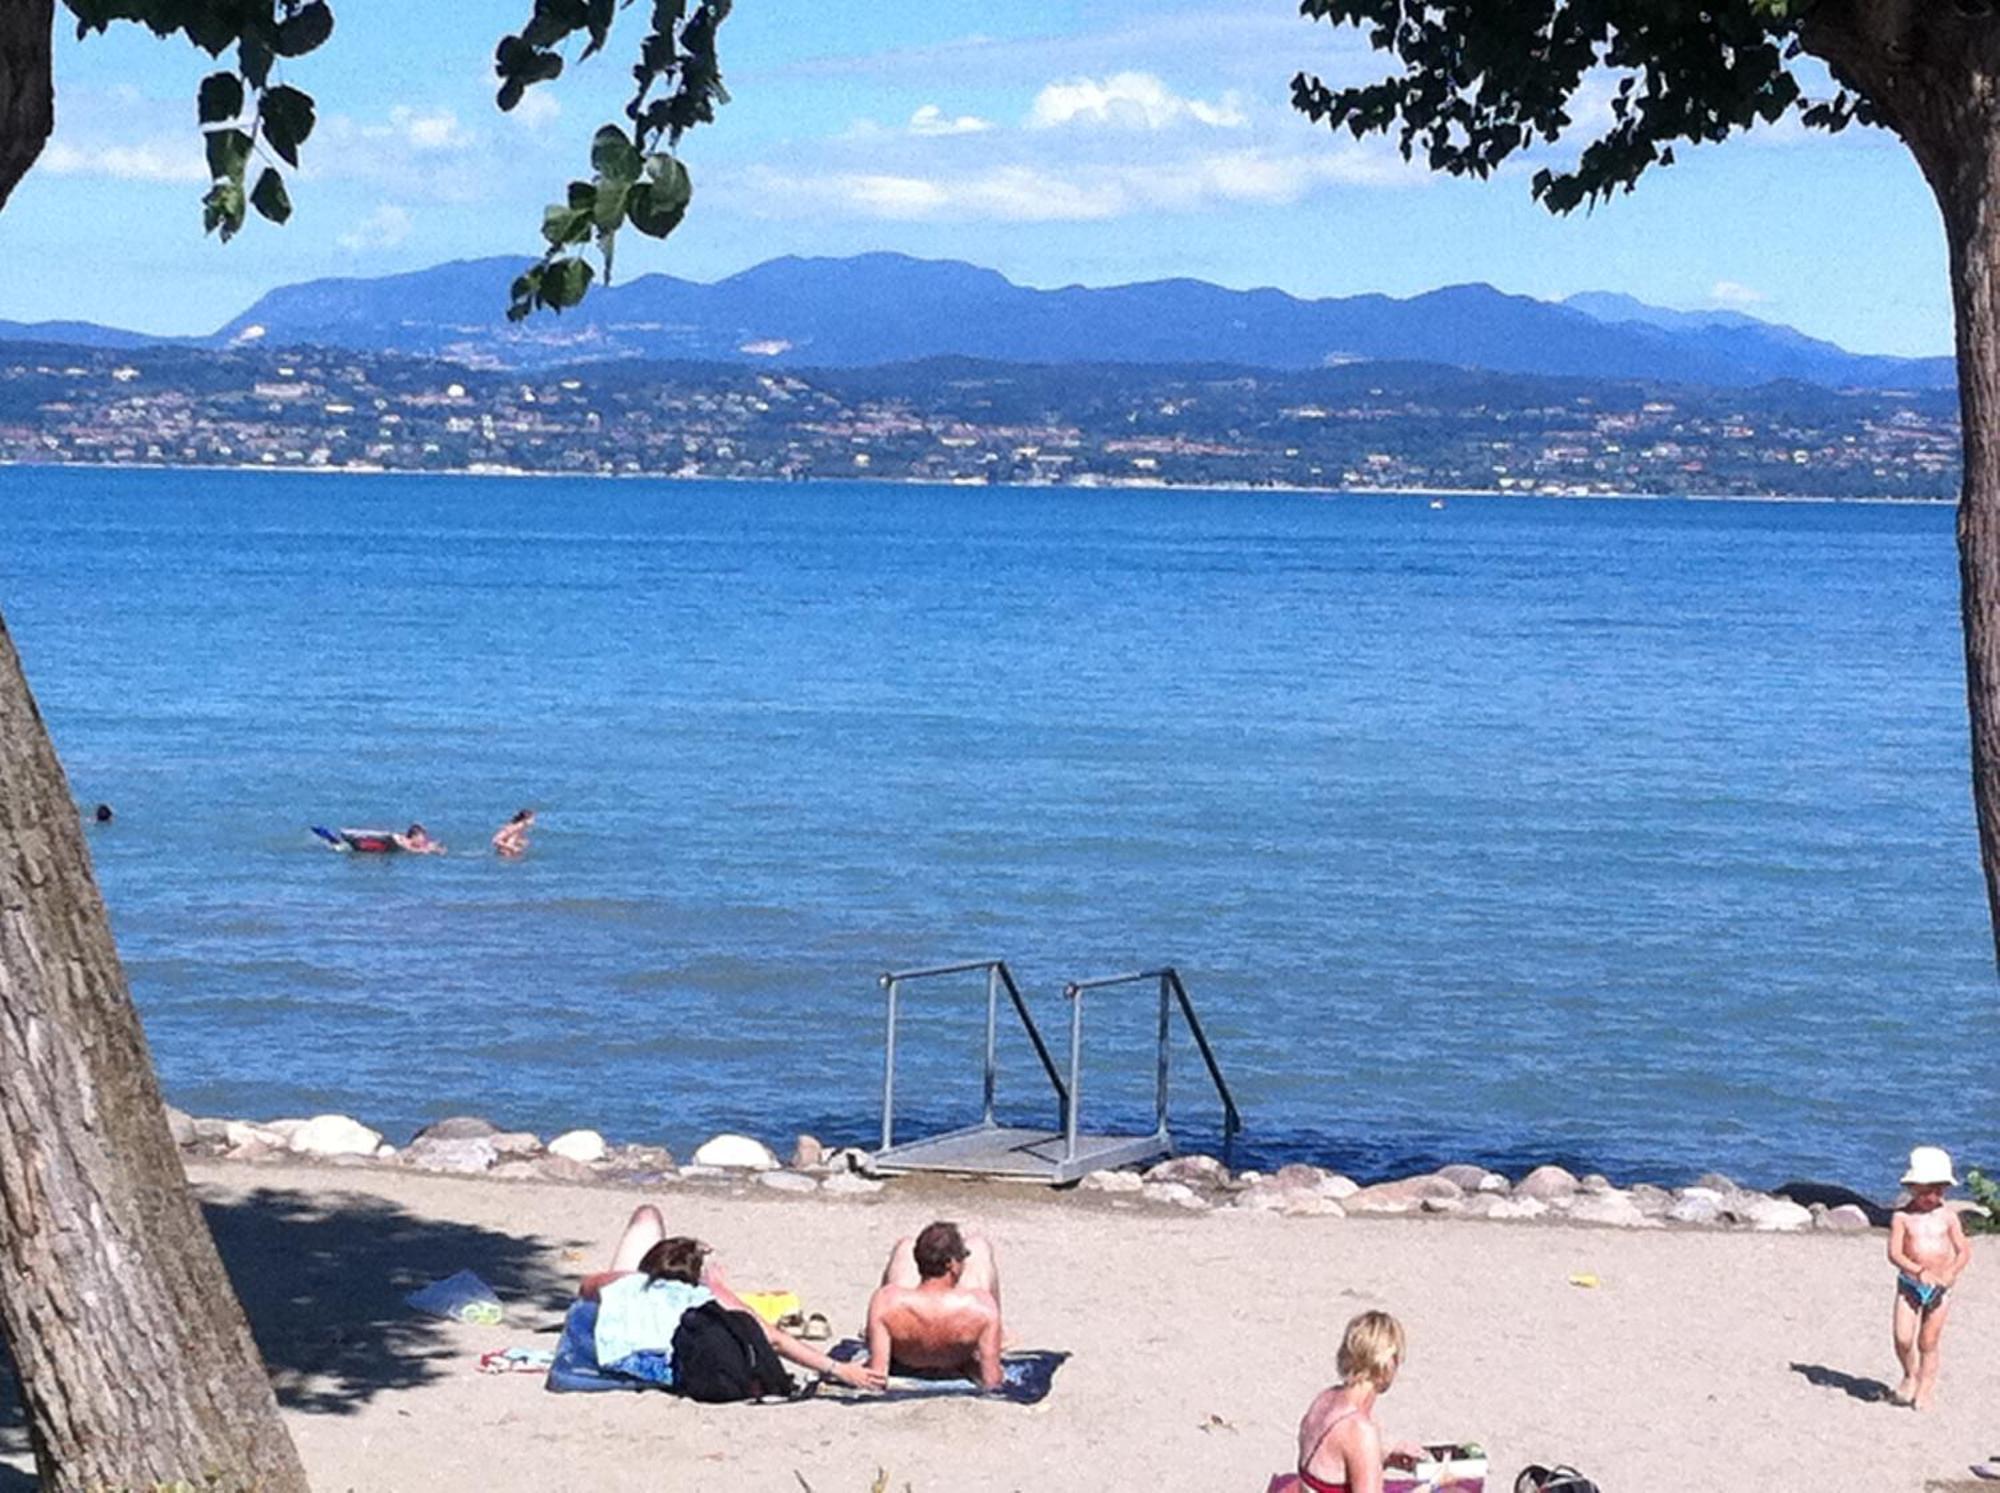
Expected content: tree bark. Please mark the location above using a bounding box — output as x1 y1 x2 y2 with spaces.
0 611 308 1491
0 0 53 209
1803 2 2000 966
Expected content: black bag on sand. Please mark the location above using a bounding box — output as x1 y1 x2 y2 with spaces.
670 1300 798 1403
1516 1468 1601 1493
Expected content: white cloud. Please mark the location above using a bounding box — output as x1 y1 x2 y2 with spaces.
386 106 473 153
908 104 993 137
742 142 1414 224
1027 72 1246 132
508 90 563 131
41 137 205 184
337 203 413 253
1710 279 1767 308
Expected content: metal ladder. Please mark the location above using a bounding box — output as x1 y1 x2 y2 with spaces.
871 959 1240 1185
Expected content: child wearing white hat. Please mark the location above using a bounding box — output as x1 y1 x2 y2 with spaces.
1888 1145 1972 1410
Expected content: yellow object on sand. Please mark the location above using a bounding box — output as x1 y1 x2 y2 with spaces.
1568 1273 1600 1289
739 1290 801 1325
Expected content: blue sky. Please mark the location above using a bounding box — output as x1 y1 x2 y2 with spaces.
2 1 1951 356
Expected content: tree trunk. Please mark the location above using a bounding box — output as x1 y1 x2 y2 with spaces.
1803 3 2000 965
0 0 53 209
0 611 309 1491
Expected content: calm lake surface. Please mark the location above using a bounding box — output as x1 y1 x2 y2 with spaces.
4 466 1995 1188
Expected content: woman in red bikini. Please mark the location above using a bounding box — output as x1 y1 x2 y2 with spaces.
1294 1311 1425 1493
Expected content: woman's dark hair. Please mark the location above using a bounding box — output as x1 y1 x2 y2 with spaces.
638 1236 708 1285
407 822 425 837
511 808 533 823
92 803 113 823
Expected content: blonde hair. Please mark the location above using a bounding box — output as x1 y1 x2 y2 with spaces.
1337 1310 1405 1390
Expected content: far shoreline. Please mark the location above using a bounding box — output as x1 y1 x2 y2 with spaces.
0 456 1957 506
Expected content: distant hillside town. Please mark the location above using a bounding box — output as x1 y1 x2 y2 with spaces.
0 342 1960 499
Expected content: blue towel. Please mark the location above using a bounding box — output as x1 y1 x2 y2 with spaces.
545 1300 663 1394
825 1338 1069 1405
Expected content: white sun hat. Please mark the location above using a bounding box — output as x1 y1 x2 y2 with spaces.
1901 1145 1958 1188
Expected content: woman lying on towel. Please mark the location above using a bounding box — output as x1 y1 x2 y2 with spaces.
580 1205 885 1392
1292 1312 1426 1493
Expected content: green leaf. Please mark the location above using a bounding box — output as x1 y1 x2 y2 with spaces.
627 157 690 238
249 168 292 224
238 32 274 89
204 128 252 184
542 256 594 310
507 265 545 323
259 85 316 168
591 178 629 232
197 71 243 125
591 125 643 183
541 201 593 248
275 1 334 57
202 180 246 241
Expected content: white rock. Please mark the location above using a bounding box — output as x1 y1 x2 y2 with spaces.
1820 1203 1873 1233
1281 1195 1347 1218
691 1133 779 1171
820 1171 886 1196
1667 1194 1723 1226
264 1118 309 1143
790 1134 826 1170
403 1136 499 1174
823 1146 875 1174
490 1131 542 1157
757 1170 819 1194
375 1143 398 1160
285 1115 383 1158
547 1129 609 1165
1484 1196 1550 1221
163 1106 196 1147
1140 1181 1210 1210
1566 1191 1655 1229
1515 1165 1580 1202
1741 1196 1813 1232
1081 1169 1145 1194
1145 1155 1229 1188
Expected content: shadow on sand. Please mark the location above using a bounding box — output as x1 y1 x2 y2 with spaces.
0 1182 584 1486
202 1185 580 1415
1788 1361 1896 1405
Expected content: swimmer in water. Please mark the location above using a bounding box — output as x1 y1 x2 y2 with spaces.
393 823 446 855
492 808 535 858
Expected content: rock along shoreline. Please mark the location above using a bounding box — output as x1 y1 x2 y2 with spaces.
160 1104 1941 1238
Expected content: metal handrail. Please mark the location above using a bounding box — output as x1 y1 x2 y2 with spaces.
878 959 1069 1152
1060 966 1241 1159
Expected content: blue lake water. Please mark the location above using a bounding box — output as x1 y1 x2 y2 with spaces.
3 466 1995 1189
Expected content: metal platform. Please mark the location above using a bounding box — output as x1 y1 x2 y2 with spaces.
868 959 1239 1186
874 1122 1168 1185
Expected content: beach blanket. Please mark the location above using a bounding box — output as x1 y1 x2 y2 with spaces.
542 1300 810 1401
824 1338 1069 1405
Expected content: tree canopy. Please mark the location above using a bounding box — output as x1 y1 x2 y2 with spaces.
1293 0 1872 213
59 0 730 317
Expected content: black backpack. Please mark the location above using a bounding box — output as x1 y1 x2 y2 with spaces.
1516 1469 1600 1493
669 1300 796 1403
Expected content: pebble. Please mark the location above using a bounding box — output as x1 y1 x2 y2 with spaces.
691 1133 779 1171
547 1129 608 1165
790 1134 826 1171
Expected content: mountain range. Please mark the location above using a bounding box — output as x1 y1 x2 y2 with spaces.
3 252 1956 391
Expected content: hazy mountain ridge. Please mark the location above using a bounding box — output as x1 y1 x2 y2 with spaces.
10 252 1957 391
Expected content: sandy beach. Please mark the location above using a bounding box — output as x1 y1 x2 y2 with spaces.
3 1158 1990 1492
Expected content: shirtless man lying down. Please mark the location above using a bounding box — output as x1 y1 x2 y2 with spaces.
863 1220 1004 1390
